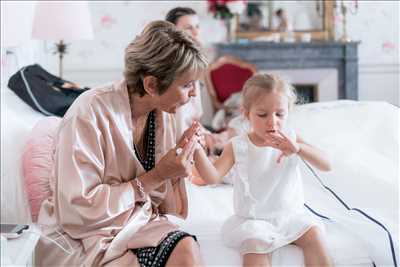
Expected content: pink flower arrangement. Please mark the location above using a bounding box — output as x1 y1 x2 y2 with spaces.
207 0 246 20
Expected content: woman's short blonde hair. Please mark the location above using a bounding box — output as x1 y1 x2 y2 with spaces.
241 73 297 110
124 20 208 96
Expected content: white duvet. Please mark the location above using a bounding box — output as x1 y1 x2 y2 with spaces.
1 86 398 266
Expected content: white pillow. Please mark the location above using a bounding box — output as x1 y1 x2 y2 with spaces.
1 88 45 224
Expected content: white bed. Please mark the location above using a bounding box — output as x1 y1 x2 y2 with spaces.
1 86 398 266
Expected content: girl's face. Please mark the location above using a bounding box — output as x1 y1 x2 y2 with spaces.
175 14 200 44
158 70 198 114
245 91 289 142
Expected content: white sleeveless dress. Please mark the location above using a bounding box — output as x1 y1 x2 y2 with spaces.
221 132 323 255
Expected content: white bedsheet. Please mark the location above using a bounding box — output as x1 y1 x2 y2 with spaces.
293 101 399 267
169 181 374 267
1 88 398 266
291 100 398 228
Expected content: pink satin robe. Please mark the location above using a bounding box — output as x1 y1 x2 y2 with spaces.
35 80 188 266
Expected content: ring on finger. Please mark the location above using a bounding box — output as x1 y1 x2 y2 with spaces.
175 147 183 156
190 160 194 165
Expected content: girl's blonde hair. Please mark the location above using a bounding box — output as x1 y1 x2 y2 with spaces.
241 73 297 110
124 20 208 96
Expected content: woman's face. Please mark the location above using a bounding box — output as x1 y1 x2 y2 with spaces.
175 14 200 44
158 70 199 114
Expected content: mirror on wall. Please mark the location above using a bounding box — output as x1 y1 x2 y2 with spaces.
235 0 334 41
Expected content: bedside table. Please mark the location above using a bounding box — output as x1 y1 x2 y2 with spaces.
1 224 41 266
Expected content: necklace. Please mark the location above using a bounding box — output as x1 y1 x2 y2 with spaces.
128 86 156 171
133 110 156 171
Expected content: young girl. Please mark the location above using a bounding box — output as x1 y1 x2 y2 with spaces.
193 73 333 267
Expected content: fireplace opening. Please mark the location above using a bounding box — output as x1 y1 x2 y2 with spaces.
294 84 318 104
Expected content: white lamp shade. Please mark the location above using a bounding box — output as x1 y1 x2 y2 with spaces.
1 1 35 47
32 1 94 41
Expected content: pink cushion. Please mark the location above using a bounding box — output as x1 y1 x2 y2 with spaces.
22 117 61 221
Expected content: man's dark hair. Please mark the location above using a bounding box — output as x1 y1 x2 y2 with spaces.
165 7 197 25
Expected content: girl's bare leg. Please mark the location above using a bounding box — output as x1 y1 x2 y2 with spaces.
243 253 271 267
293 226 333 267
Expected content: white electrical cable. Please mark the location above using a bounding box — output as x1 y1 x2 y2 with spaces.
26 226 74 256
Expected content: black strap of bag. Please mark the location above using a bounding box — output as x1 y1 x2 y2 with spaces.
19 66 54 116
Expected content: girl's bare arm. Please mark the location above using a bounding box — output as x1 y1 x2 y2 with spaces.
193 142 235 184
297 135 331 172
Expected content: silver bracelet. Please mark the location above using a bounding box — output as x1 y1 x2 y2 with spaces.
135 178 146 199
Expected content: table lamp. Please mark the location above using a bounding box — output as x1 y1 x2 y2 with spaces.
1 1 35 48
1 1 36 87
32 1 94 78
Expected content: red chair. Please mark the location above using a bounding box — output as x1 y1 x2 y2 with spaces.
205 55 257 112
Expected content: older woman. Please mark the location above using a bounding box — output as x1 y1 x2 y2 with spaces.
35 20 208 266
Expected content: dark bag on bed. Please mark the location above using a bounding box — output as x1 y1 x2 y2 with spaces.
7 64 90 117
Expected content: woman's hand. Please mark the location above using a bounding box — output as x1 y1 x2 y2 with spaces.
155 122 201 180
264 130 300 163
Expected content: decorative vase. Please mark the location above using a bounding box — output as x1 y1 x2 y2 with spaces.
224 17 236 43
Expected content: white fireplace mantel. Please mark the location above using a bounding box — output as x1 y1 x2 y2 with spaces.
264 68 338 102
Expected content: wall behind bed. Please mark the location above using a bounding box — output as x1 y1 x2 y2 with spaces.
1 1 50 90
65 1 399 110
344 1 399 106
1 1 399 120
